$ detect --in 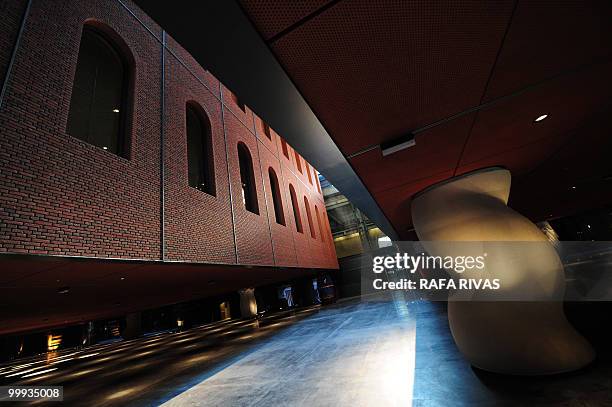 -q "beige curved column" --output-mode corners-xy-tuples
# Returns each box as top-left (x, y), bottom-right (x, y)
(411, 167), (594, 375)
